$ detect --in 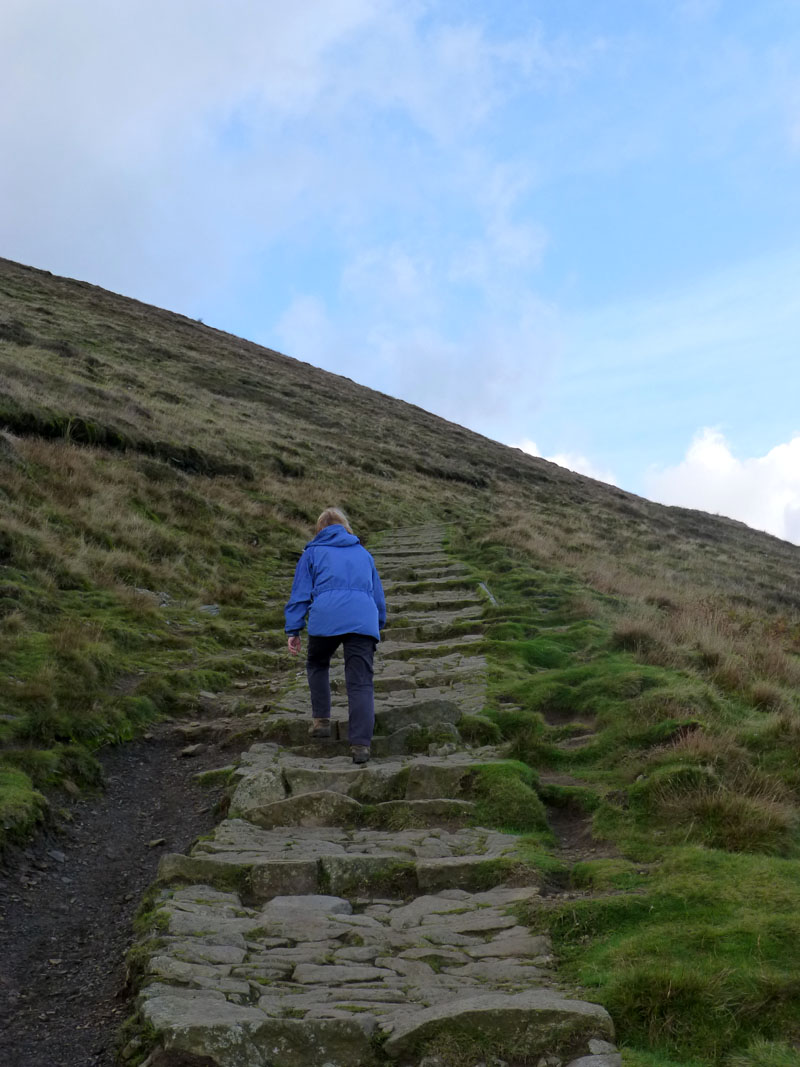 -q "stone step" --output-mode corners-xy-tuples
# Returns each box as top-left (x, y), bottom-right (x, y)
(379, 633), (484, 658)
(377, 527), (449, 540)
(138, 887), (613, 1067)
(228, 746), (505, 818)
(372, 547), (452, 560)
(388, 602), (483, 621)
(131, 525), (620, 1067)
(380, 648), (486, 672)
(386, 619), (482, 643)
(557, 732), (597, 750)
(332, 660), (484, 697)
(274, 681), (484, 722)
(291, 721), (462, 760)
(281, 642), (481, 673)
(375, 530), (449, 545)
(375, 541), (448, 554)
(388, 591), (485, 611)
(157, 820), (530, 900)
(246, 716), (459, 757)
(233, 790), (477, 830)
(377, 562), (469, 580)
(383, 576), (476, 593)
